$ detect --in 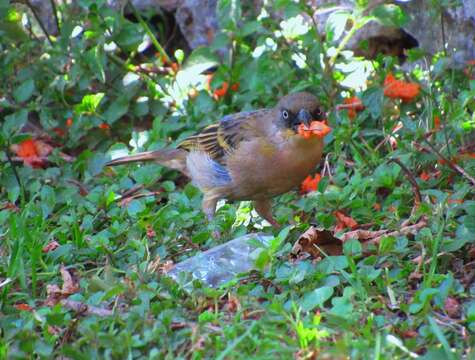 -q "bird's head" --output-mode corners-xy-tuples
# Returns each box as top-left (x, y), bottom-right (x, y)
(275, 91), (325, 128)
